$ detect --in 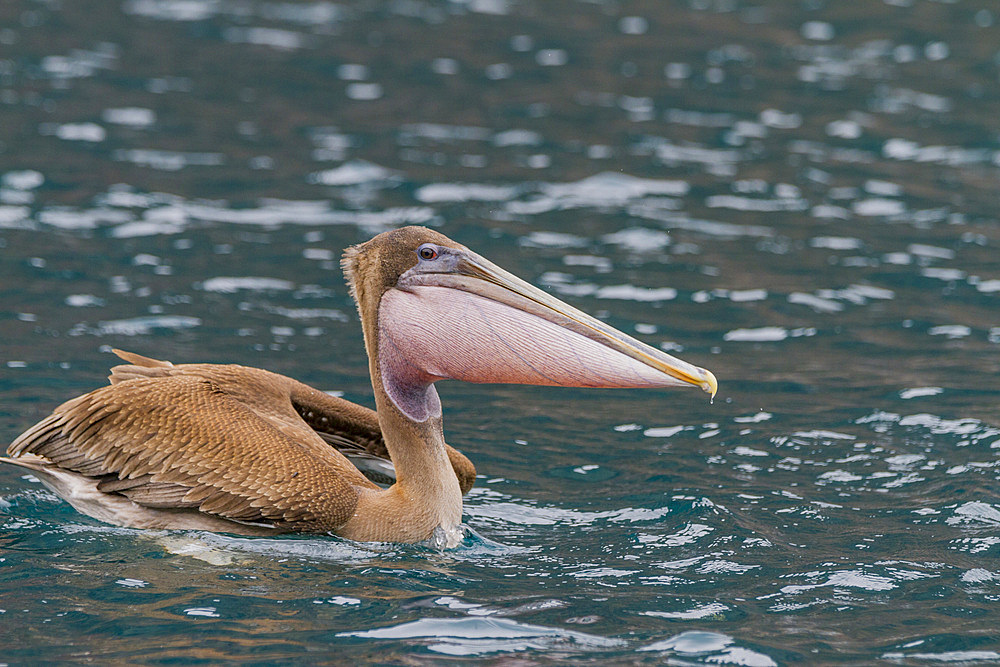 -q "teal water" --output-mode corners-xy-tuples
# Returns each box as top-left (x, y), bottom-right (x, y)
(2, 0), (1000, 663)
